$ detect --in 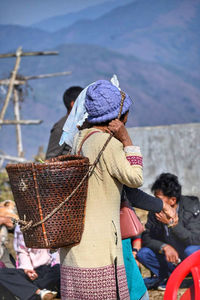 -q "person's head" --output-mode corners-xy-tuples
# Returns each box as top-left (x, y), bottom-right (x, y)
(151, 173), (182, 207)
(63, 86), (83, 114)
(84, 80), (132, 125)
